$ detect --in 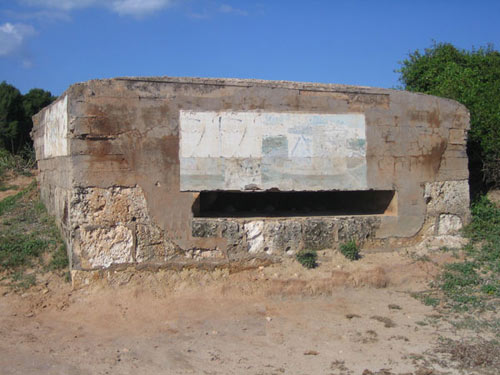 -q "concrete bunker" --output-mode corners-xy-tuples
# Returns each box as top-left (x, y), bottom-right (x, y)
(32, 77), (471, 273)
